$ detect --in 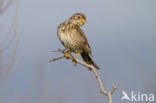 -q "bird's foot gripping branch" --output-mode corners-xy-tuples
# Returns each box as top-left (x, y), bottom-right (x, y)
(50, 49), (117, 103)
